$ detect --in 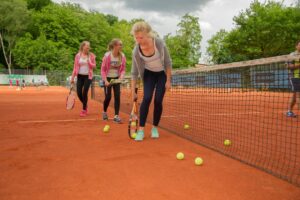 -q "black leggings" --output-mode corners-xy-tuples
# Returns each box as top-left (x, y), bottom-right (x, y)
(76, 74), (91, 110)
(103, 77), (121, 115)
(140, 69), (166, 127)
